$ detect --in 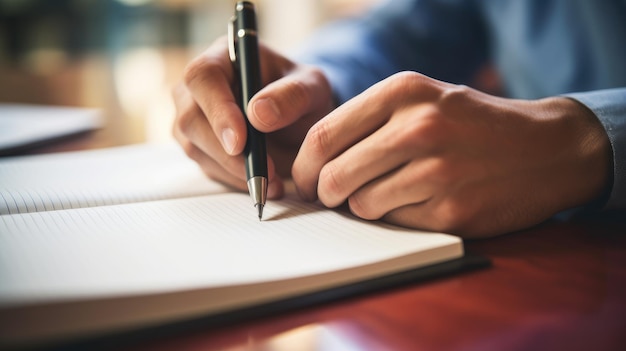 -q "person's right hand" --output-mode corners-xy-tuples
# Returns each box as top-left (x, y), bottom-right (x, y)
(173, 36), (335, 198)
